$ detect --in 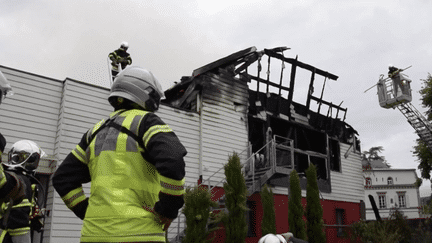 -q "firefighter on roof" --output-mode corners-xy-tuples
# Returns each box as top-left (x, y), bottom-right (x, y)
(53, 66), (187, 243)
(109, 42), (132, 81)
(0, 140), (46, 243)
(0, 71), (27, 234)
